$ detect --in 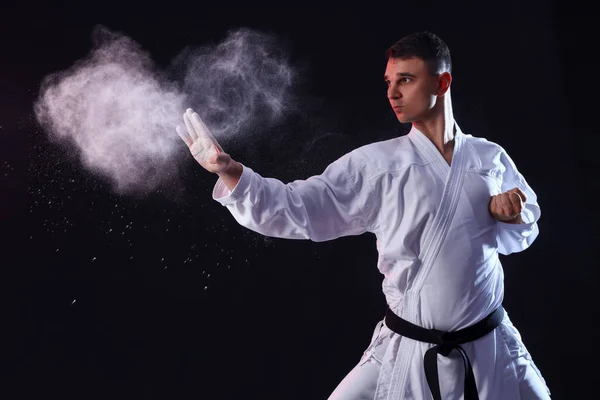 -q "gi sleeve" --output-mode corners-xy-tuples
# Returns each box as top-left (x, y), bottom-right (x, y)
(496, 149), (541, 255)
(212, 151), (376, 242)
